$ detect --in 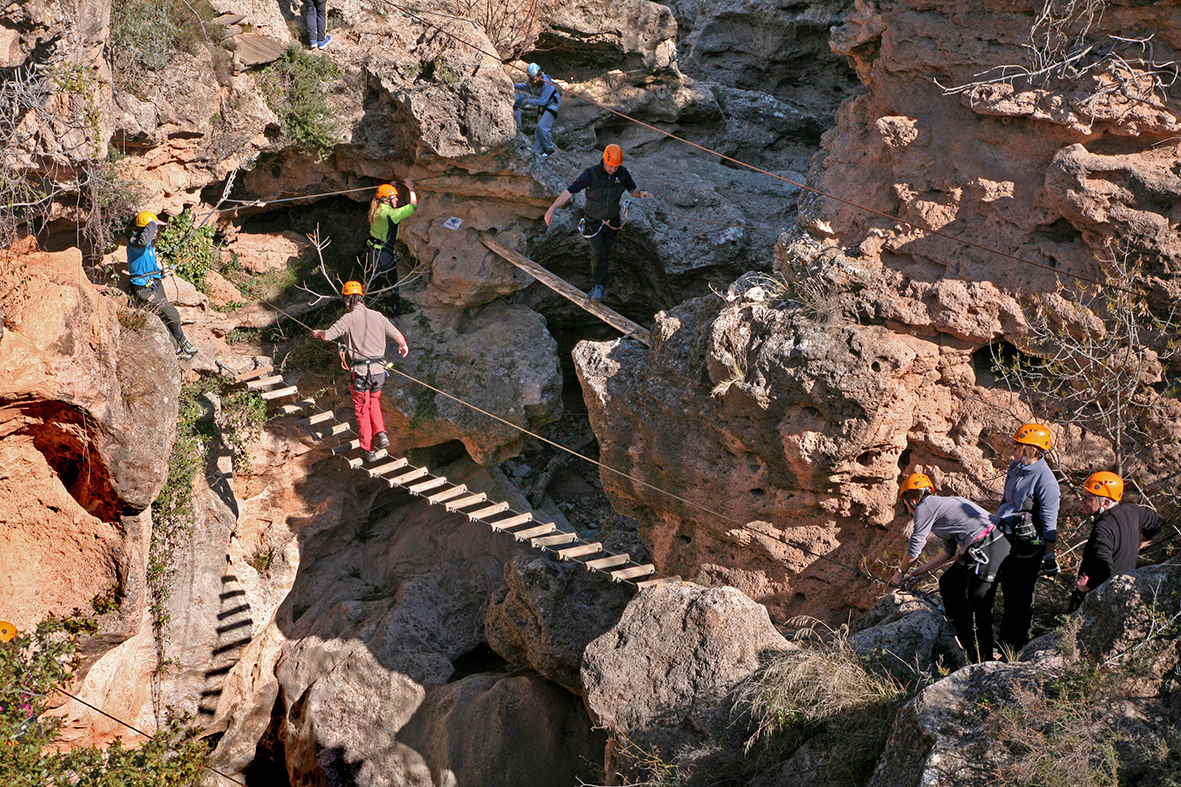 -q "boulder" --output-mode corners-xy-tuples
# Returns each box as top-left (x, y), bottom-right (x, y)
(485, 554), (634, 693)
(849, 592), (967, 677)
